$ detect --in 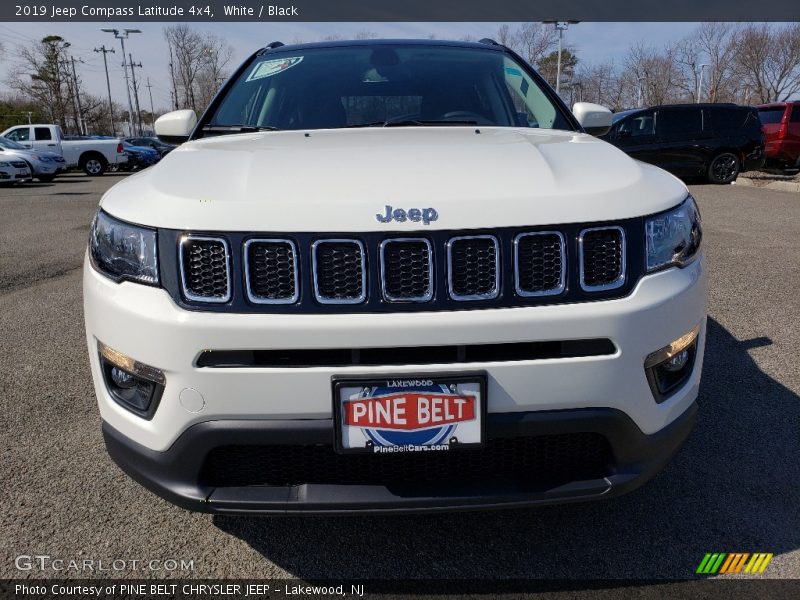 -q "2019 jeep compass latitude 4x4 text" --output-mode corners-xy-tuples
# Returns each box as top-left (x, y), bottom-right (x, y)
(84, 40), (706, 514)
